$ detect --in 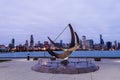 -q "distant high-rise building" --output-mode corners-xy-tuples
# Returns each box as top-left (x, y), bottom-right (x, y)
(23, 40), (29, 51)
(25, 40), (28, 46)
(86, 39), (94, 50)
(34, 41), (41, 48)
(60, 40), (63, 47)
(79, 40), (82, 49)
(118, 42), (120, 49)
(37, 41), (40, 47)
(100, 34), (104, 45)
(11, 38), (15, 48)
(106, 41), (112, 50)
(114, 40), (117, 50)
(100, 34), (105, 49)
(30, 35), (34, 47)
(44, 41), (49, 49)
(82, 35), (86, 50)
